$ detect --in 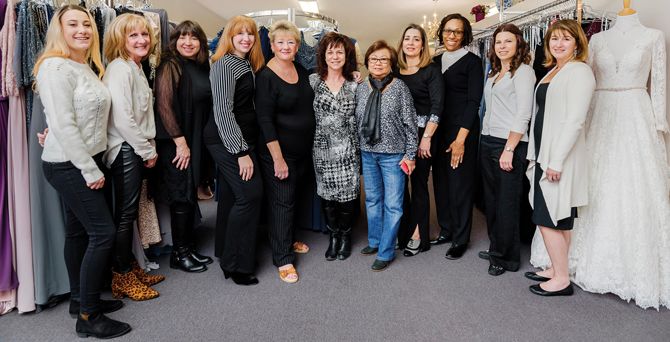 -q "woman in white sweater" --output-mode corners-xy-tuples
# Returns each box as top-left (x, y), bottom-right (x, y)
(102, 14), (163, 301)
(525, 20), (595, 297)
(34, 5), (131, 339)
